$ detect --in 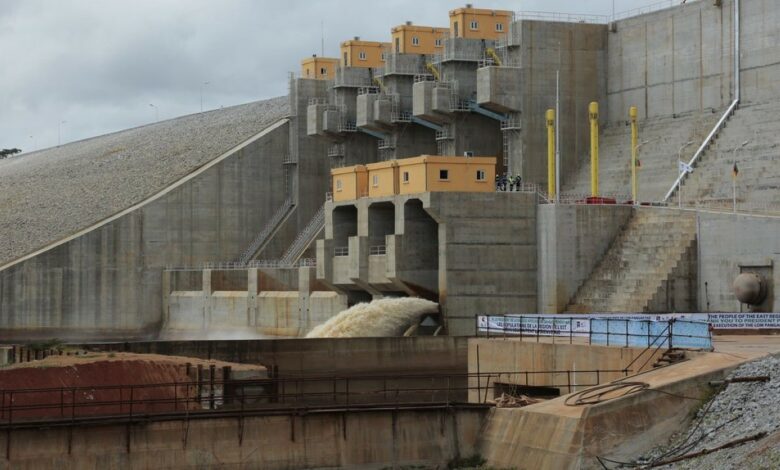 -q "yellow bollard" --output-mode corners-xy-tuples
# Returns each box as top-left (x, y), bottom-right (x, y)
(630, 106), (638, 204)
(589, 102), (599, 198)
(546, 109), (556, 199)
